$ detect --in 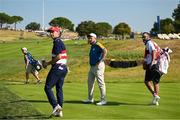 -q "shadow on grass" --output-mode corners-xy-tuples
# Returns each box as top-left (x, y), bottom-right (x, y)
(64, 100), (148, 106)
(9, 99), (48, 103)
(0, 114), (50, 119)
(64, 100), (84, 104)
(106, 101), (148, 106)
(5, 81), (44, 85)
